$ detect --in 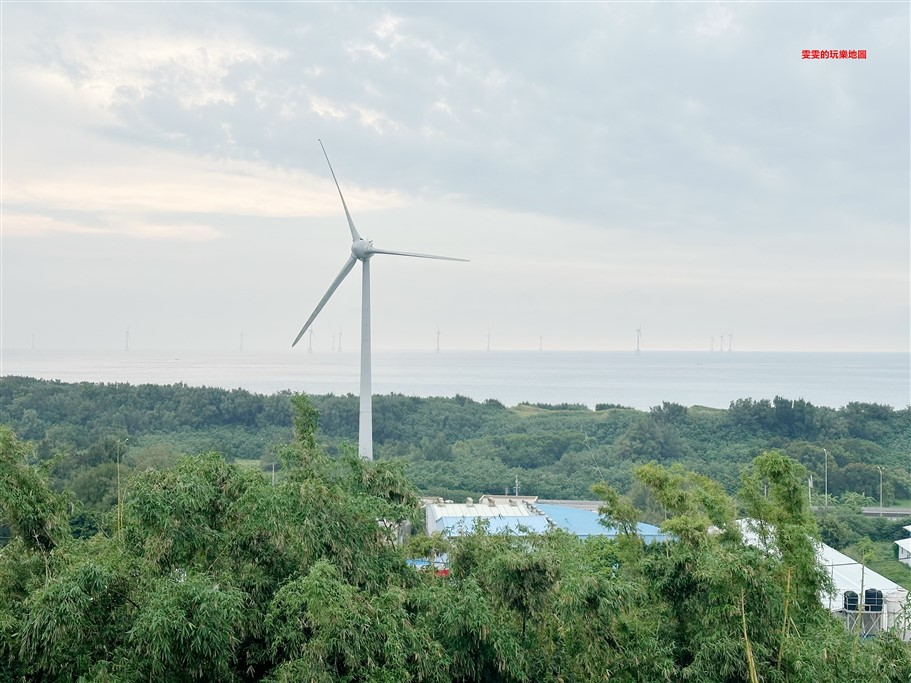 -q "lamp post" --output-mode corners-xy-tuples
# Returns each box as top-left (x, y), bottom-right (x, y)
(877, 466), (884, 516)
